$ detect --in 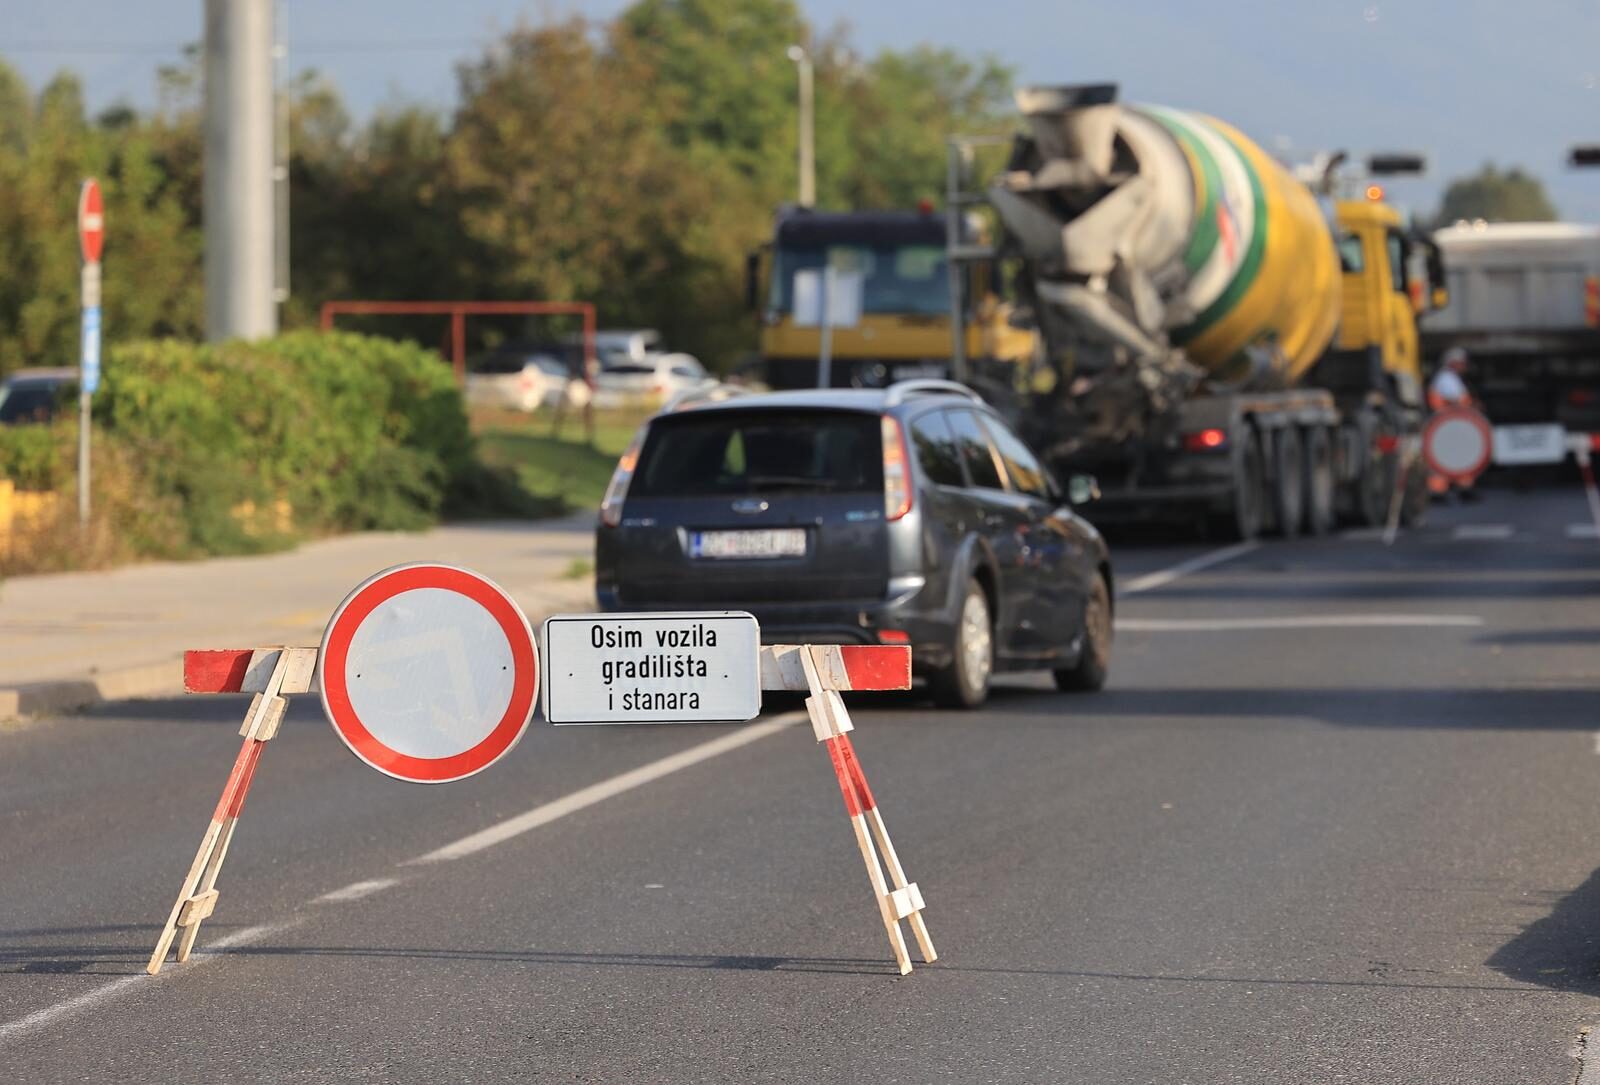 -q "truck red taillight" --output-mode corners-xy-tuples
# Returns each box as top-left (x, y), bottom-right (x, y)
(1182, 428), (1228, 452)
(599, 428), (647, 528)
(882, 415), (913, 521)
